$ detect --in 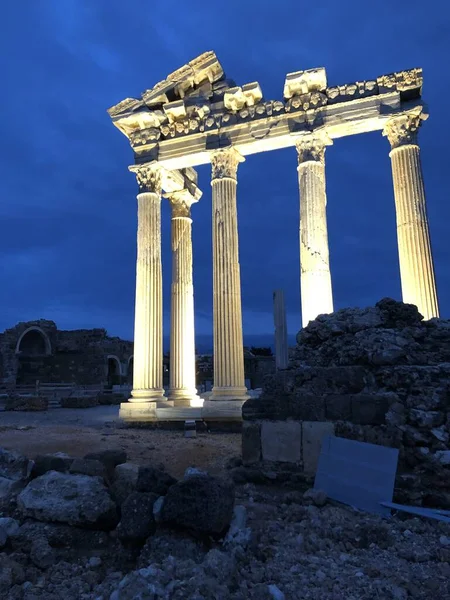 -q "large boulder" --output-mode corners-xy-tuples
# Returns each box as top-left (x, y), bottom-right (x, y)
(161, 474), (235, 536)
(111, 463), (139, 505)
(116, 492), (157, 545)
(32, 452), (74, 477)
(136, 466), (177, 495)
(17, 471), (118, 529)
(0, 447), (33, 506)
(85, 448), (127, 474)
